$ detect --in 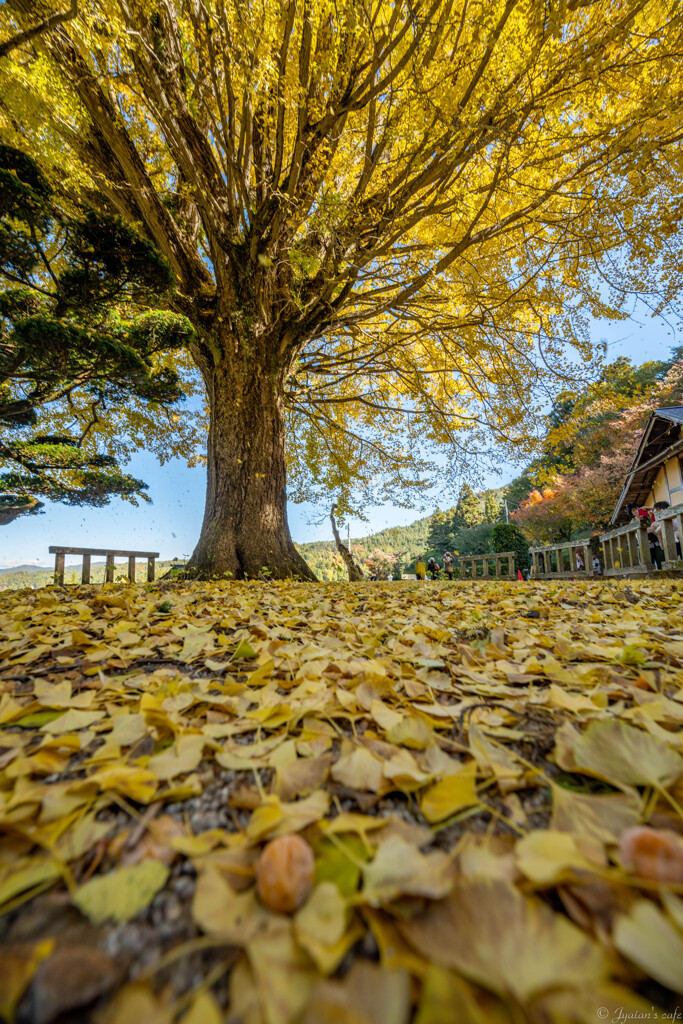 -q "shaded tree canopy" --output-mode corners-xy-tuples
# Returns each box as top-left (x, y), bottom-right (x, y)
(3, 0), (683, 574)
(491, 521), (530, 572)
(0, 144), (194, 522)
